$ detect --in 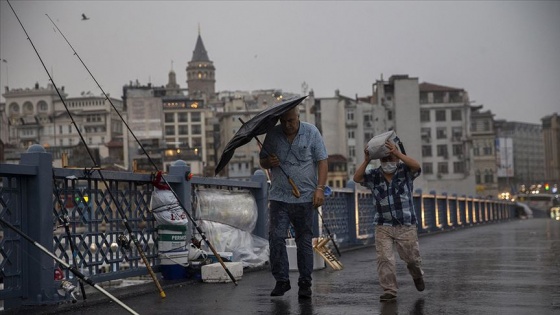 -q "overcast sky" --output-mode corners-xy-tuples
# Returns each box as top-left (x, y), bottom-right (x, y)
(1, 1), (559, 124)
